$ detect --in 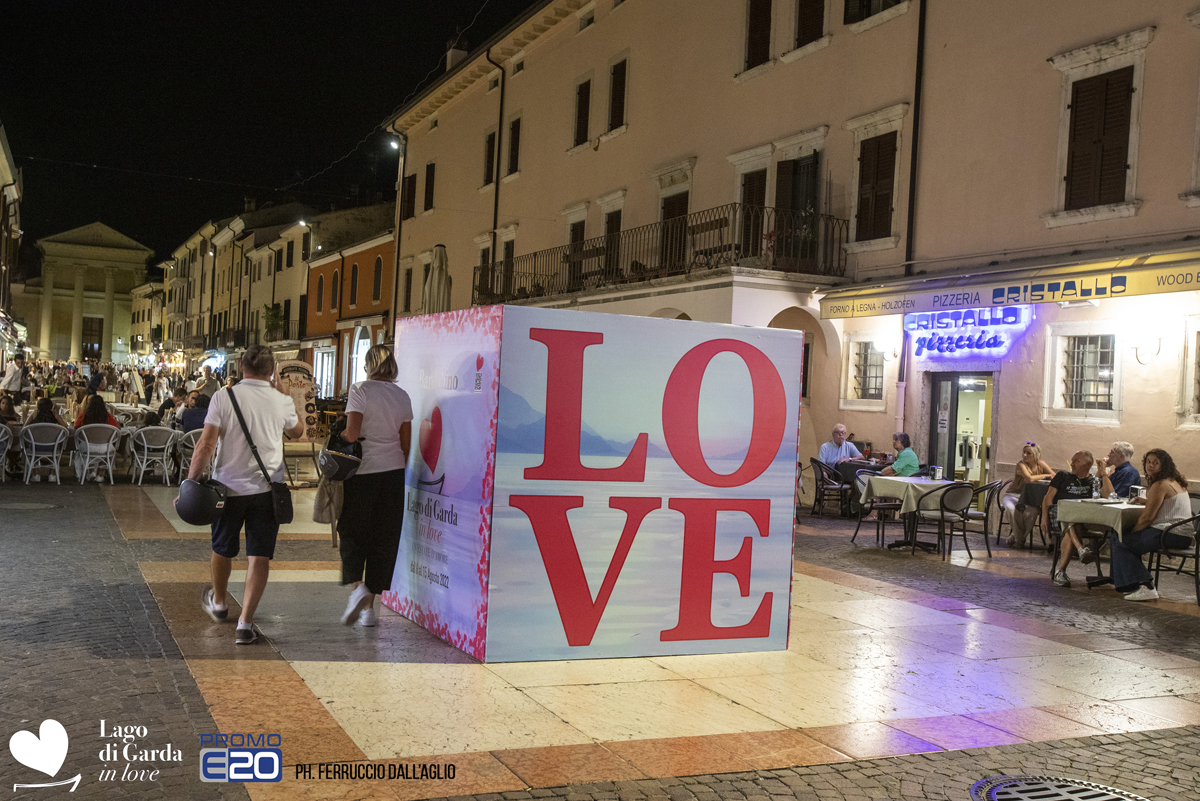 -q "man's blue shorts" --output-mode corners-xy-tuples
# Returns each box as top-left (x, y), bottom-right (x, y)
(210, 491), (279, 559)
